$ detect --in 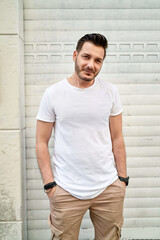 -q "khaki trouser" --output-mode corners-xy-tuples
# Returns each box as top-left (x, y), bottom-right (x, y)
(48, 178), (125, 240)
